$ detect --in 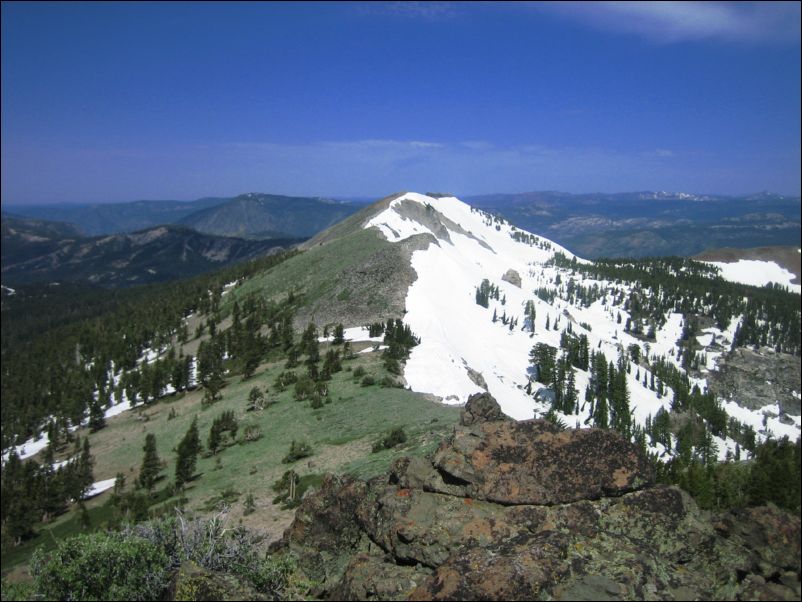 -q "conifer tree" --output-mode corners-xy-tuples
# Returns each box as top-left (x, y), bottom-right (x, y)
(332, 323), (345, 345)
(138, 433), (161, 493)
(77, 437), (95, 499)
(88, 399), (106, 432)
(247, 386), (265, 411)
(564, 368), (577, 414)
(208, 422), (222, 455)
(175, 417), (200, 487)
(594, 395), (609, 429)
